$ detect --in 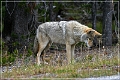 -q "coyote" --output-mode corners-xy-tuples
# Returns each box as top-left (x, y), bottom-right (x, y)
(34, 21), (102, 65)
